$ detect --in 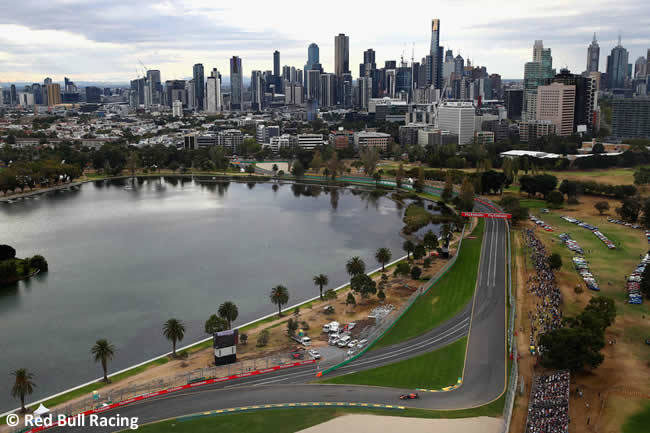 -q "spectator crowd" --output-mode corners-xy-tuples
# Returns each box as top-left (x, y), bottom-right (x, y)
(525, 371), (571, 433)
